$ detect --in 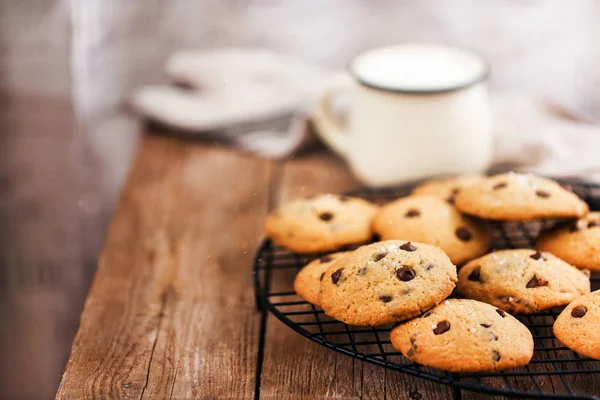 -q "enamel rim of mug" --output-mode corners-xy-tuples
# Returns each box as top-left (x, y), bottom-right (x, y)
(348, 44), (491, 94)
